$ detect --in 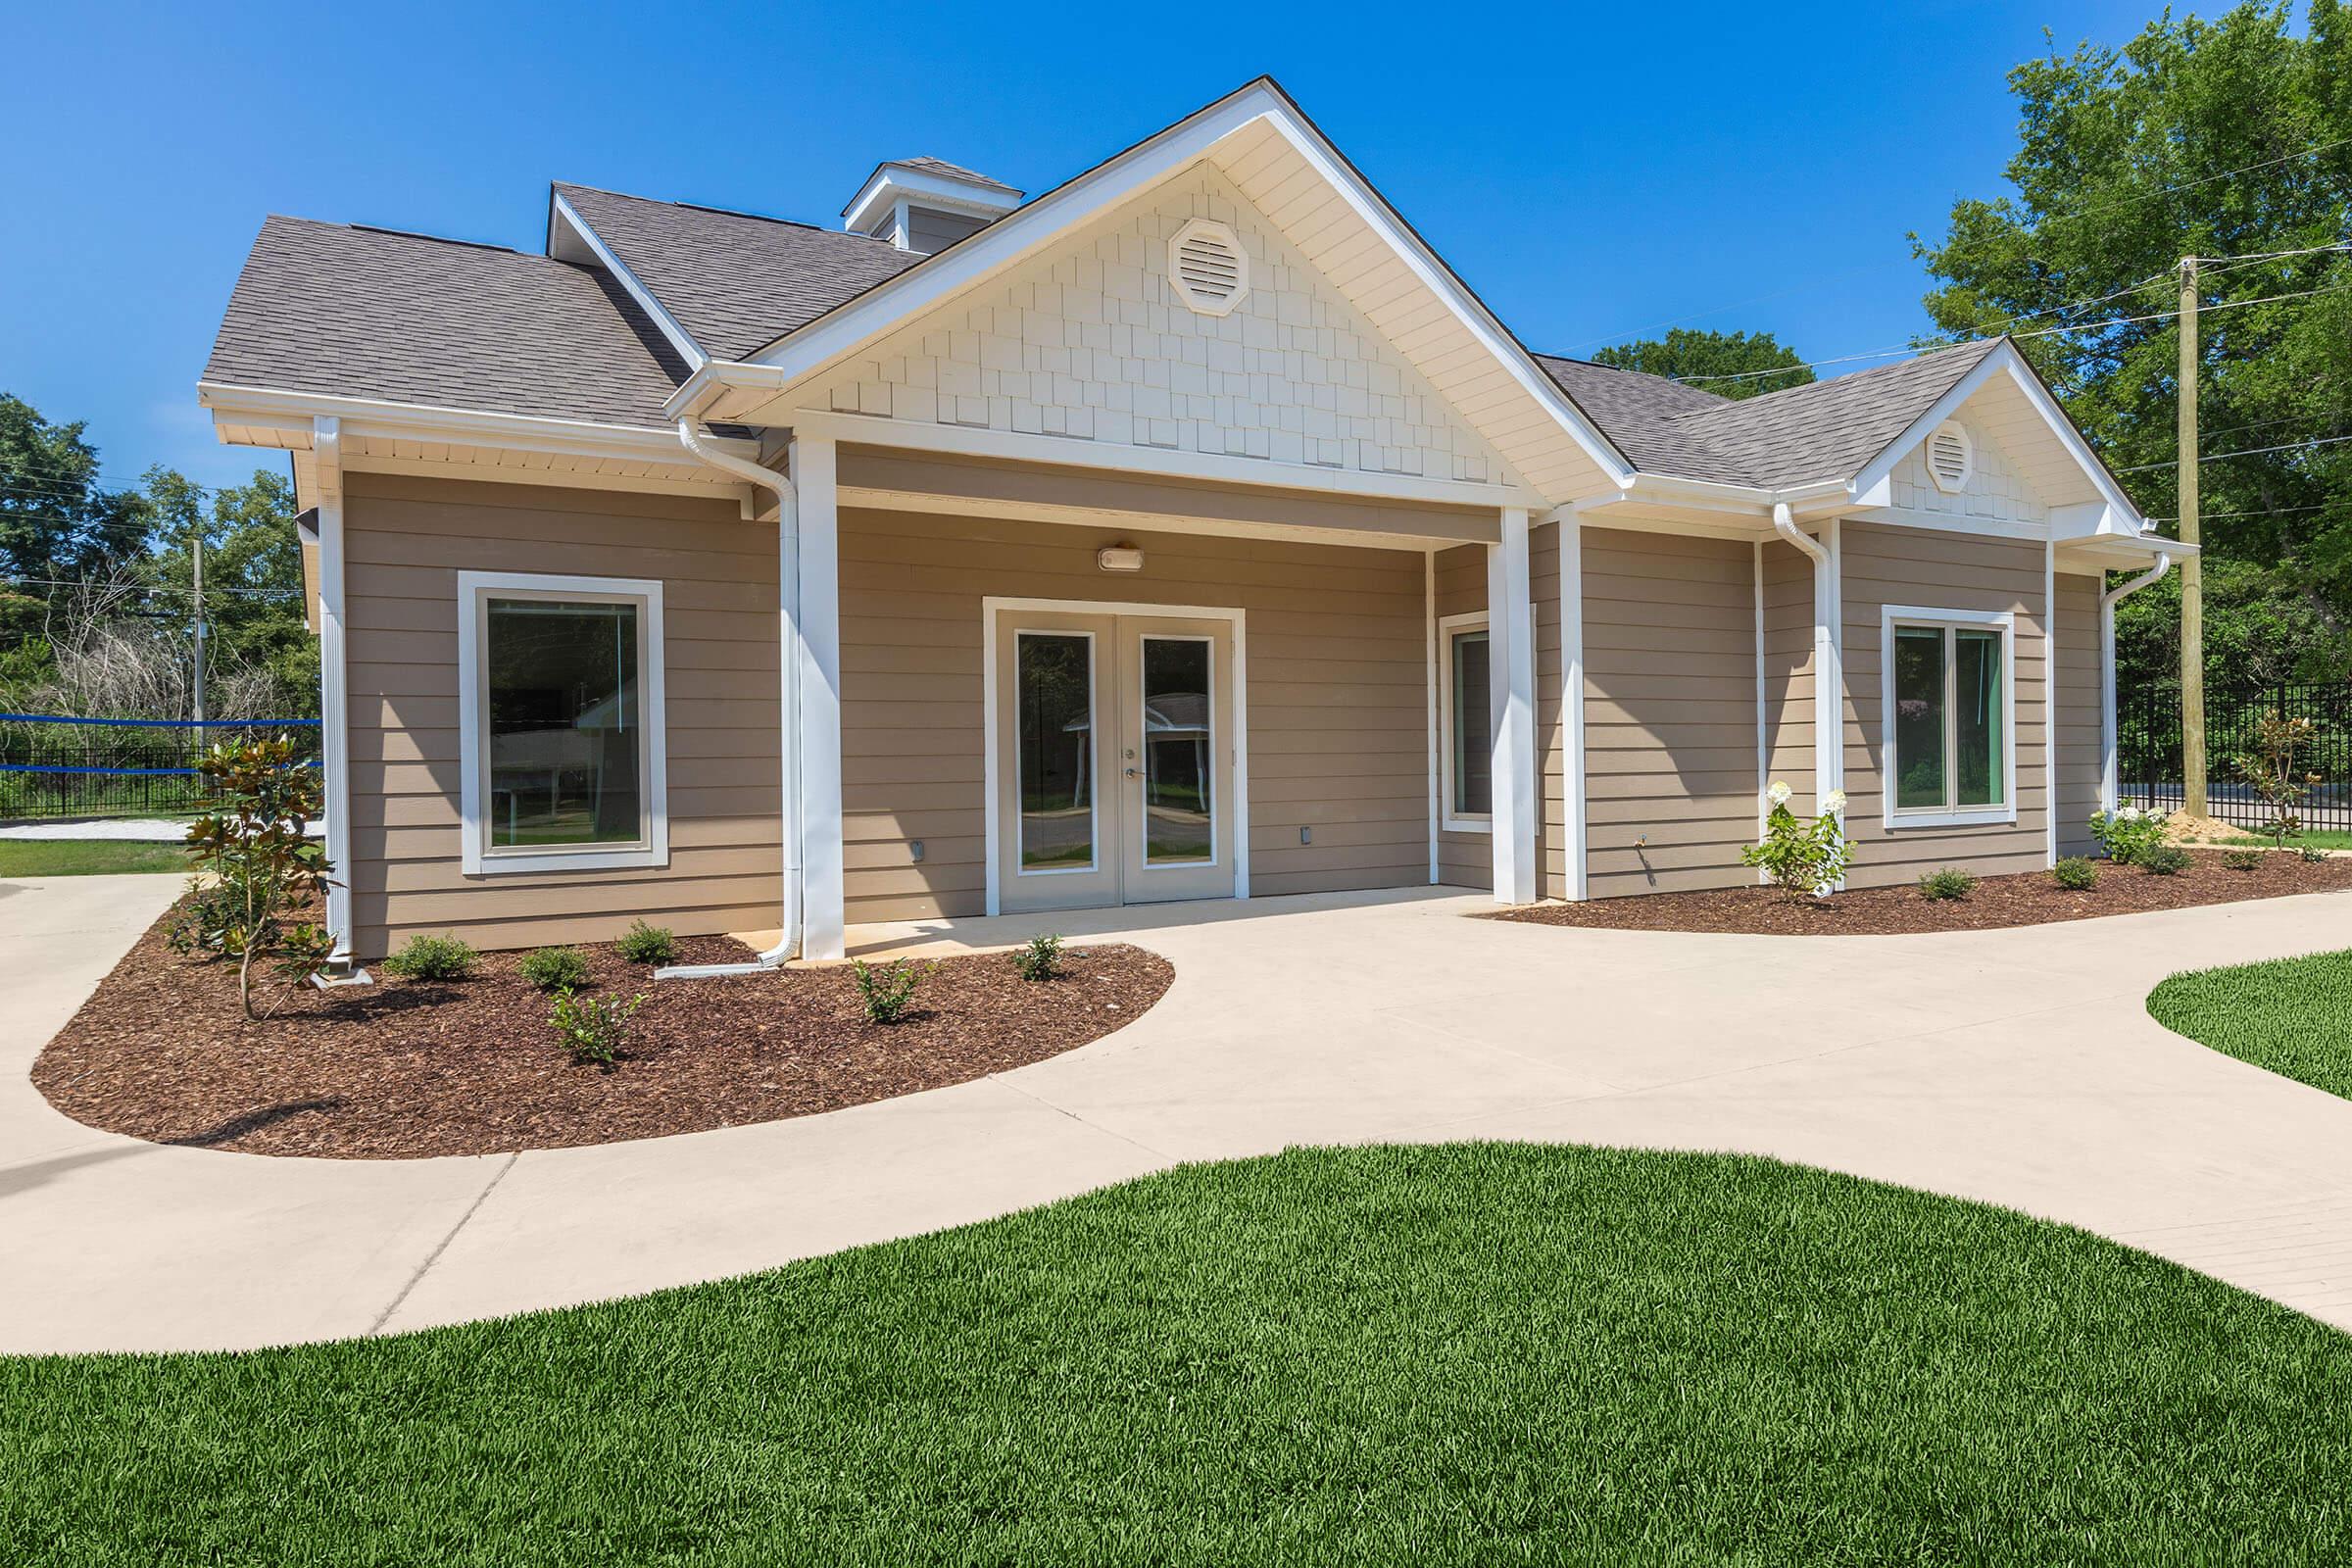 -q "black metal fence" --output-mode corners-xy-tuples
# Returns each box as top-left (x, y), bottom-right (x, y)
(2119, 682), (2352, 834)
(0, 716), (322, 820)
